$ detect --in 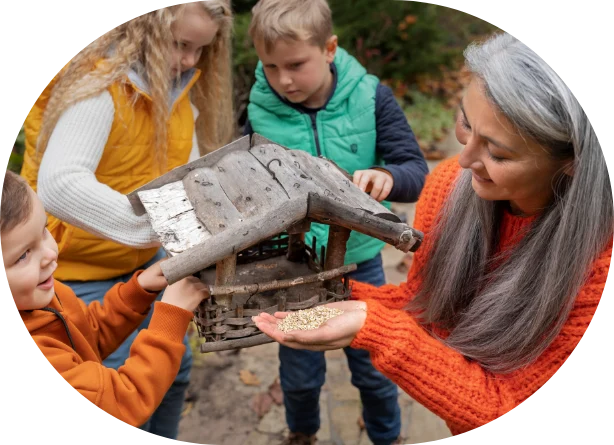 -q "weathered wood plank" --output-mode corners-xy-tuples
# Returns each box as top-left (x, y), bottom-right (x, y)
(249, 144), (323, 200)
(128, 135), (251, 216)
(293, 150), (394, 217)
(138, 181), (211, 256)
(161, 197), (309, 284)
(324, 156), (402, 221)
(182, 168), (243, 235)
(307, 193), (423, 252)
(292, 150), (366, 210)
(215, 150), (290, 218)
(250, 133), (279, 147)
